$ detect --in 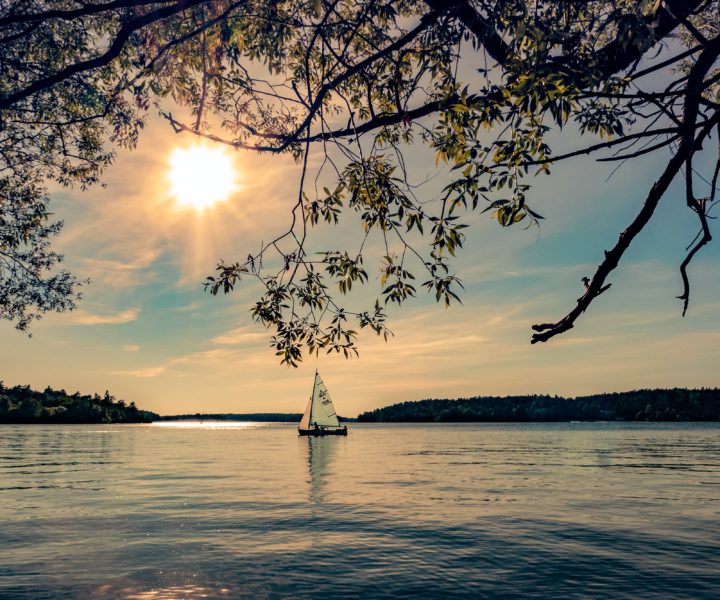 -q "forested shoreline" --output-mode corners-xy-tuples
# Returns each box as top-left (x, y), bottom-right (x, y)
(358, 389), (720, 422)
(3, 385), (719, 424)
(0, 383), (156, 424)
(158, 413), (303, 422)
